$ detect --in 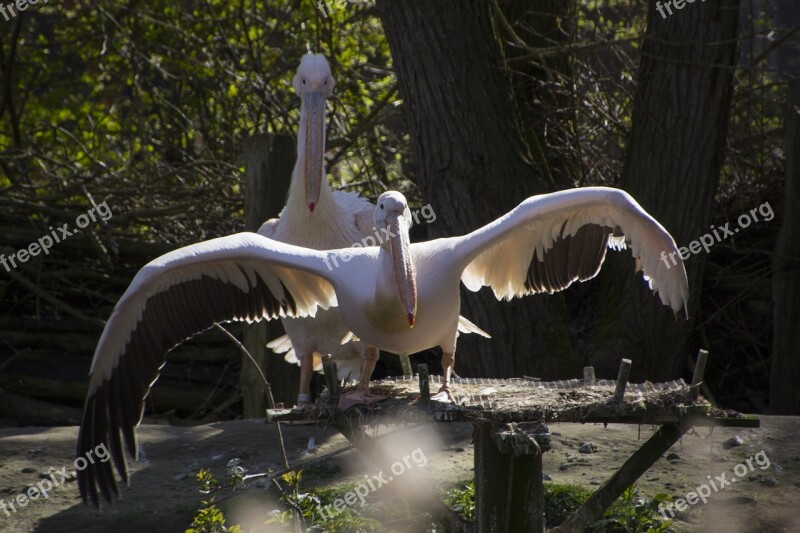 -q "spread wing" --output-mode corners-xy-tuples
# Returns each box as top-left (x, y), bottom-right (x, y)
(77, 232), (337, 506)
(457, 187), (688, 315)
